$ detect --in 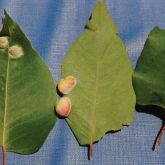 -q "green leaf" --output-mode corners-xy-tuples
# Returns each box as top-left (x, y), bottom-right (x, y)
(0, 11), (57, 154)
(133, 27), (165, 108)
(61, 1), (135, 148)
